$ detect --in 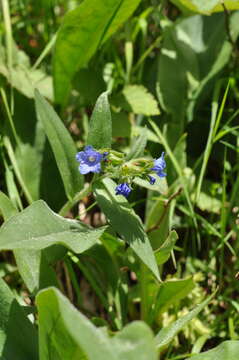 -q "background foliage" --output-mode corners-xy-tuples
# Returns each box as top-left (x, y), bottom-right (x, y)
(0, 0), (239, 359)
